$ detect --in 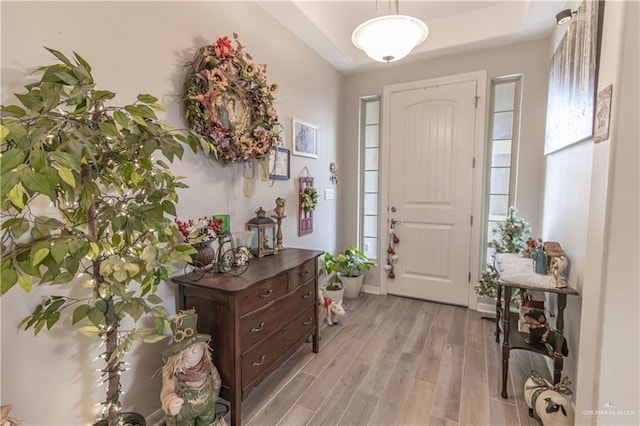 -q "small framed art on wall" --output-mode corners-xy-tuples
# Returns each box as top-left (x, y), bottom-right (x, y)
(292, 118), (318, 158)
